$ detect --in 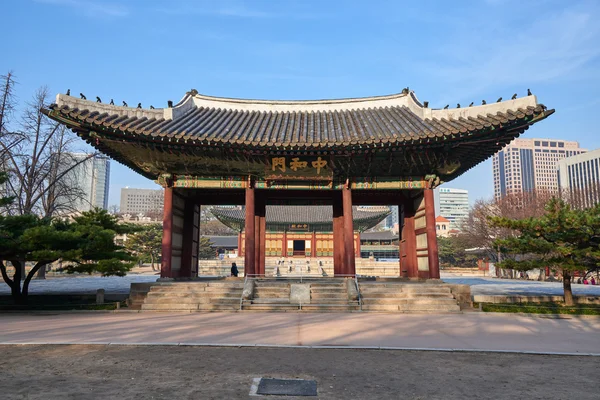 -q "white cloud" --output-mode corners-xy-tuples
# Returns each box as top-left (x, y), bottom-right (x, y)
(34, 0), (129, 18)
(417, 5), (600, 103)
